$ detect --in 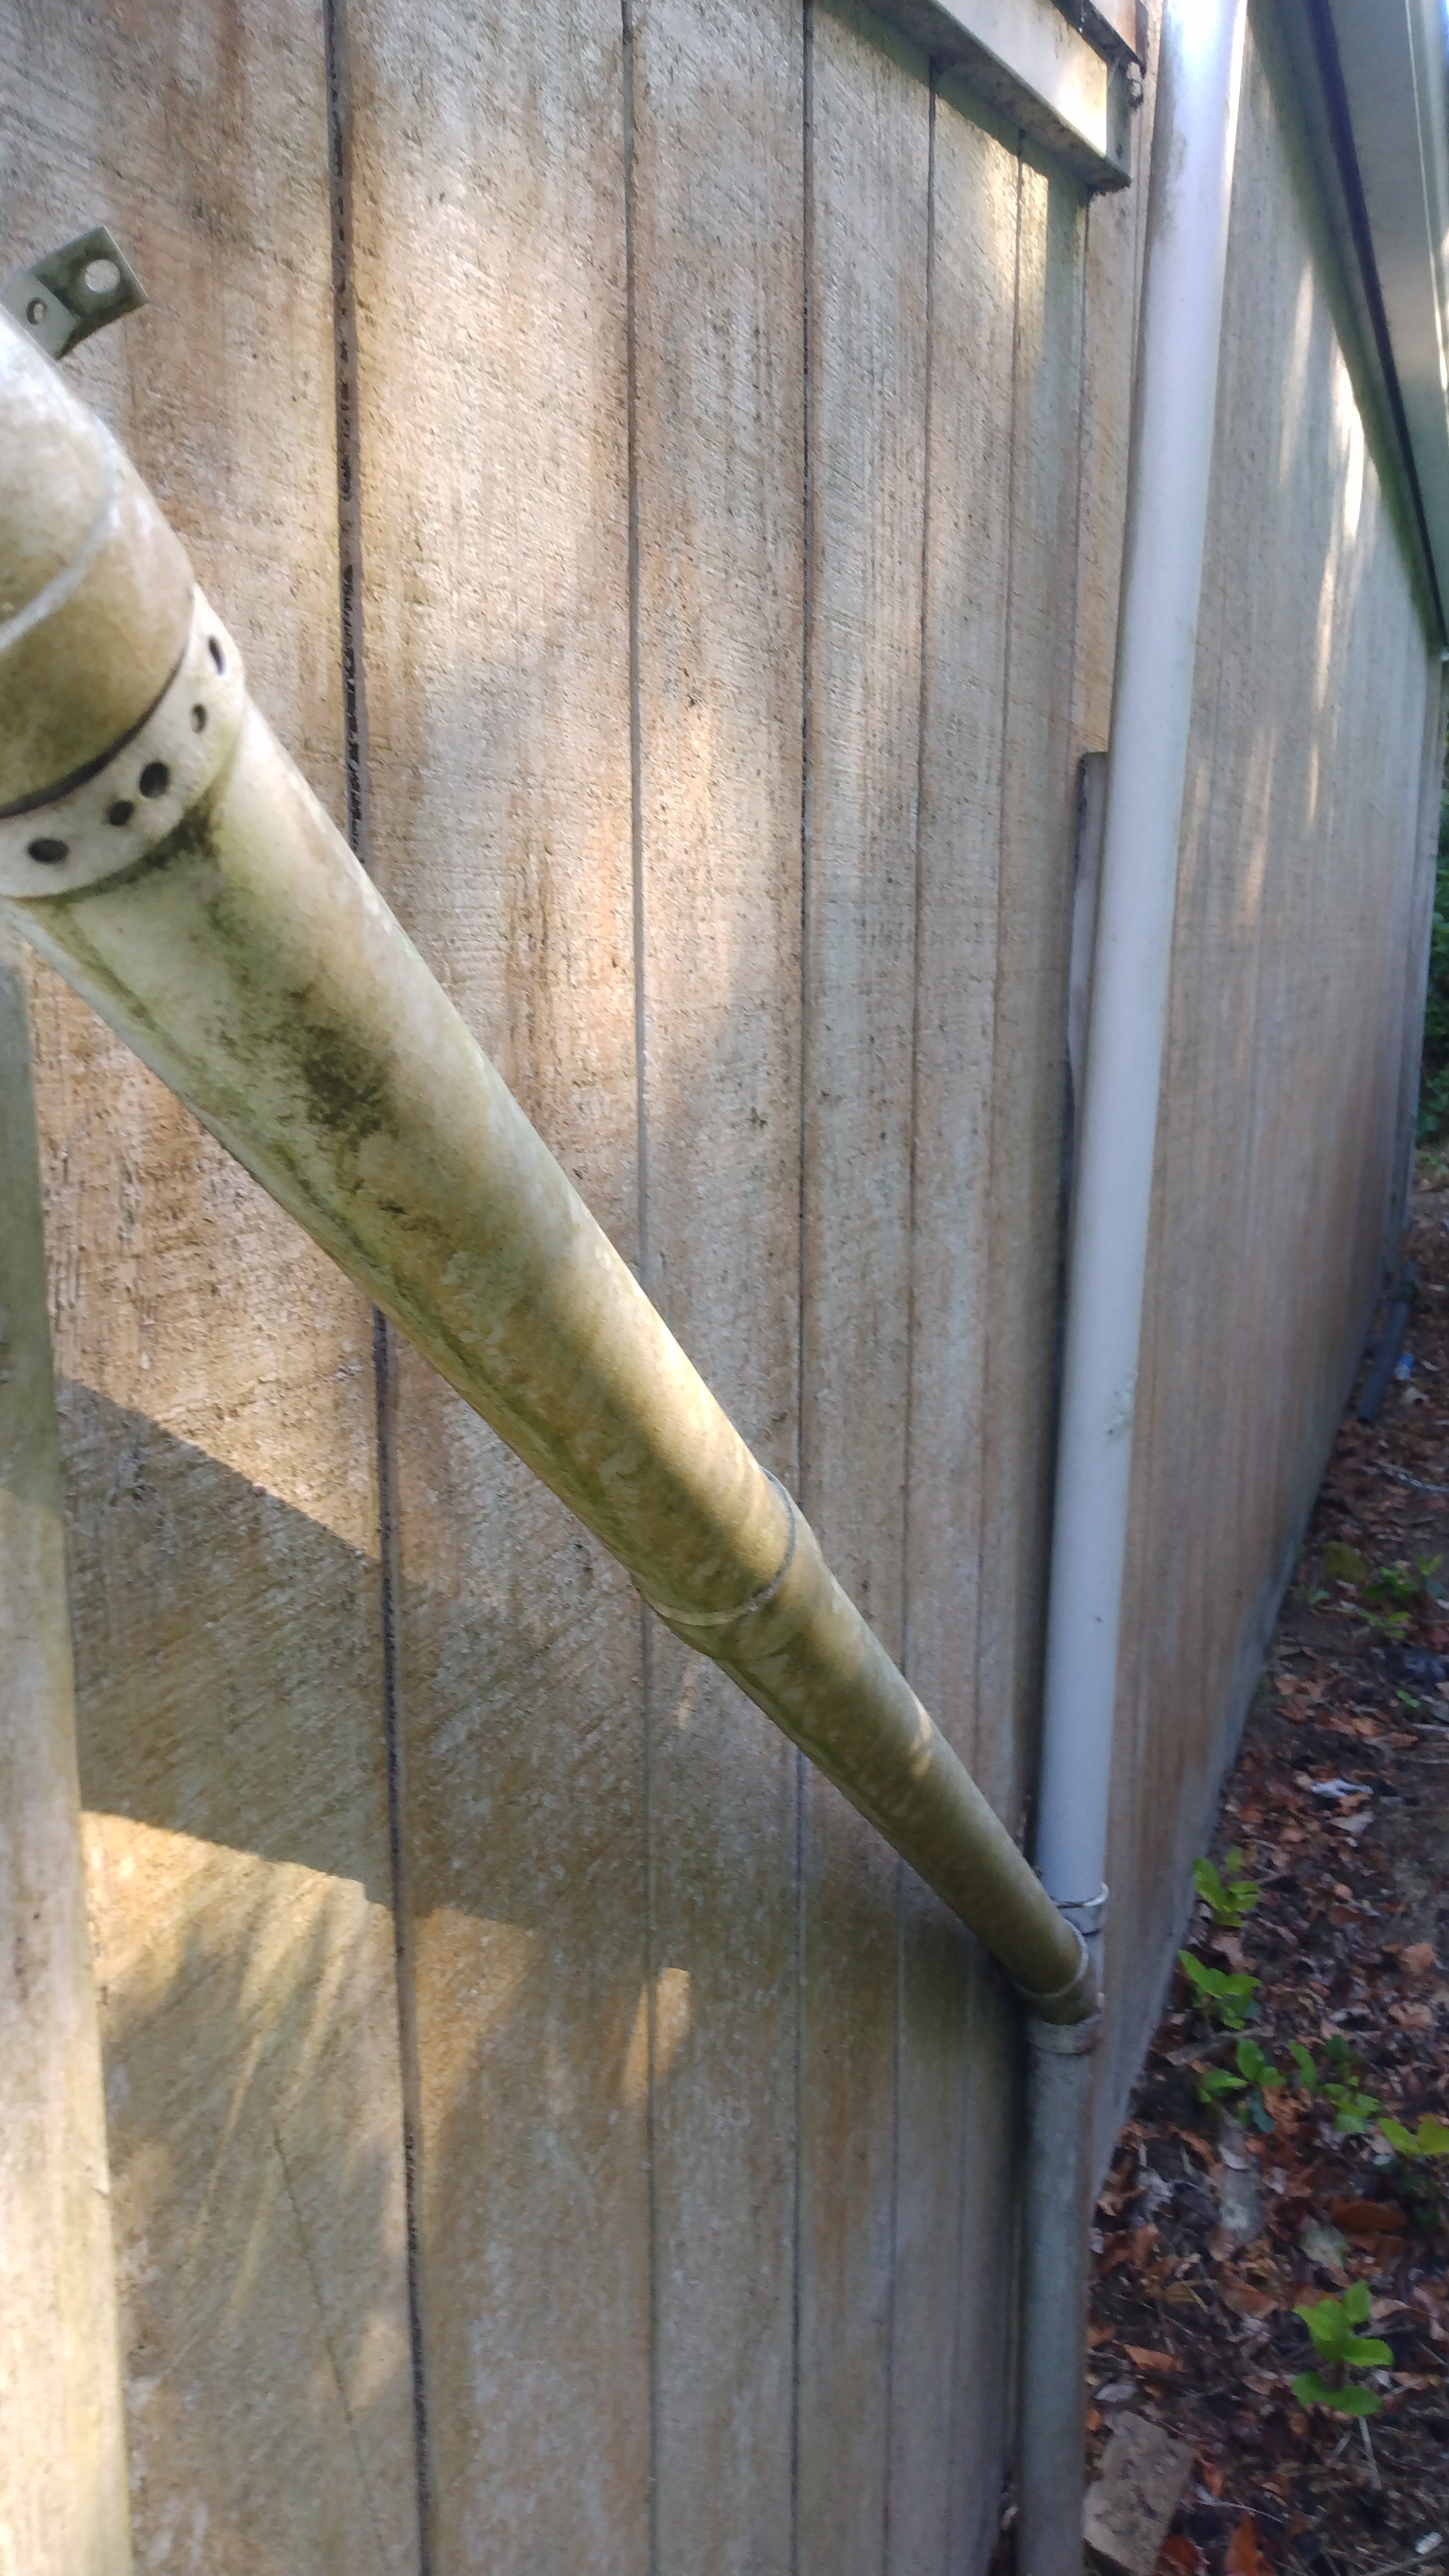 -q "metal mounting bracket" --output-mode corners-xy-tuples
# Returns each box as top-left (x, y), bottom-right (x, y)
(1, 225), (147, 360)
